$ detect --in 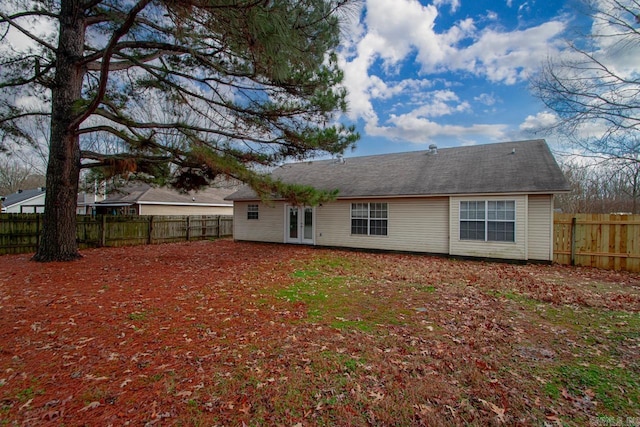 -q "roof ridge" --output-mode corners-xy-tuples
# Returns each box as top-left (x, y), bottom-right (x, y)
(136, 184), (156, 202)
(279, 139), (546, 167)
